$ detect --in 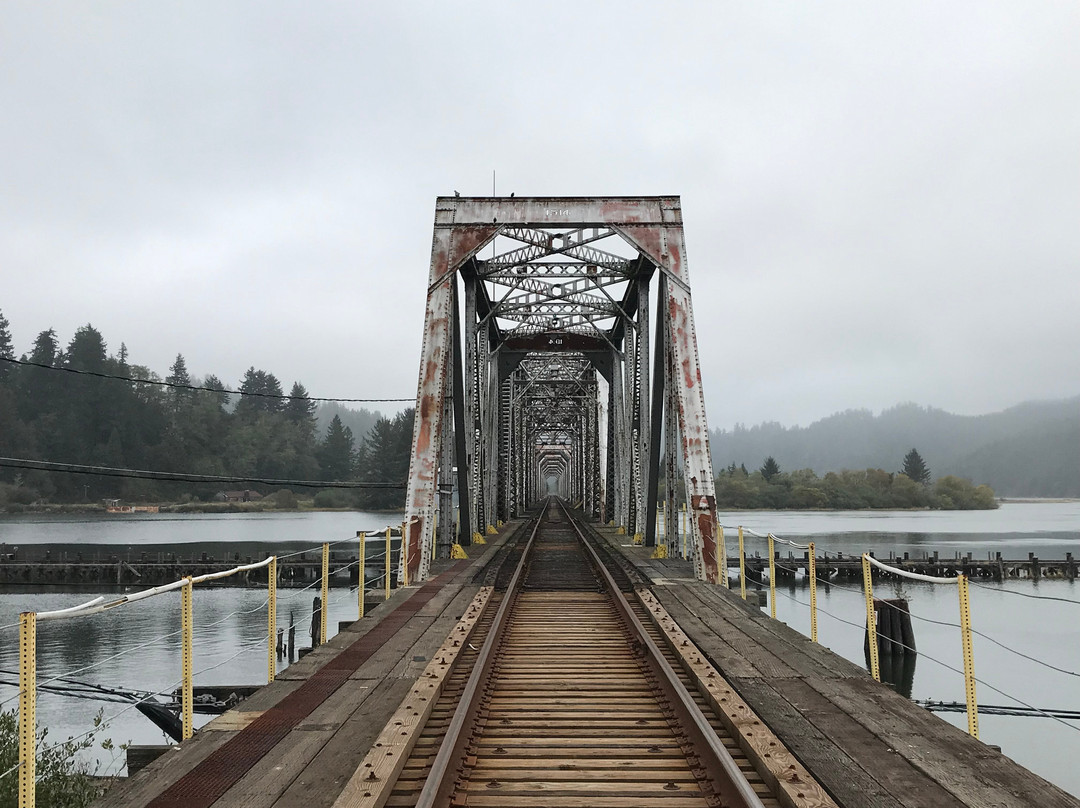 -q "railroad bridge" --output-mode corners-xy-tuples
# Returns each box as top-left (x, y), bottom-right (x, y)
(92, 198), (1076, 808)
(403, 196), (718, 583)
